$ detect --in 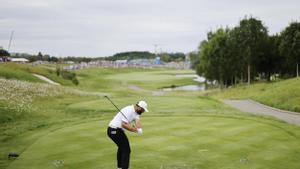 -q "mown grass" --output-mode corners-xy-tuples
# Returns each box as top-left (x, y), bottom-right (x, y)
(75, 68), (197, 94)
(6, 115), (300, 169)
(209, 78), (300, 112)
(0, 66), (300, 169)
(105, 70), (198, 90)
